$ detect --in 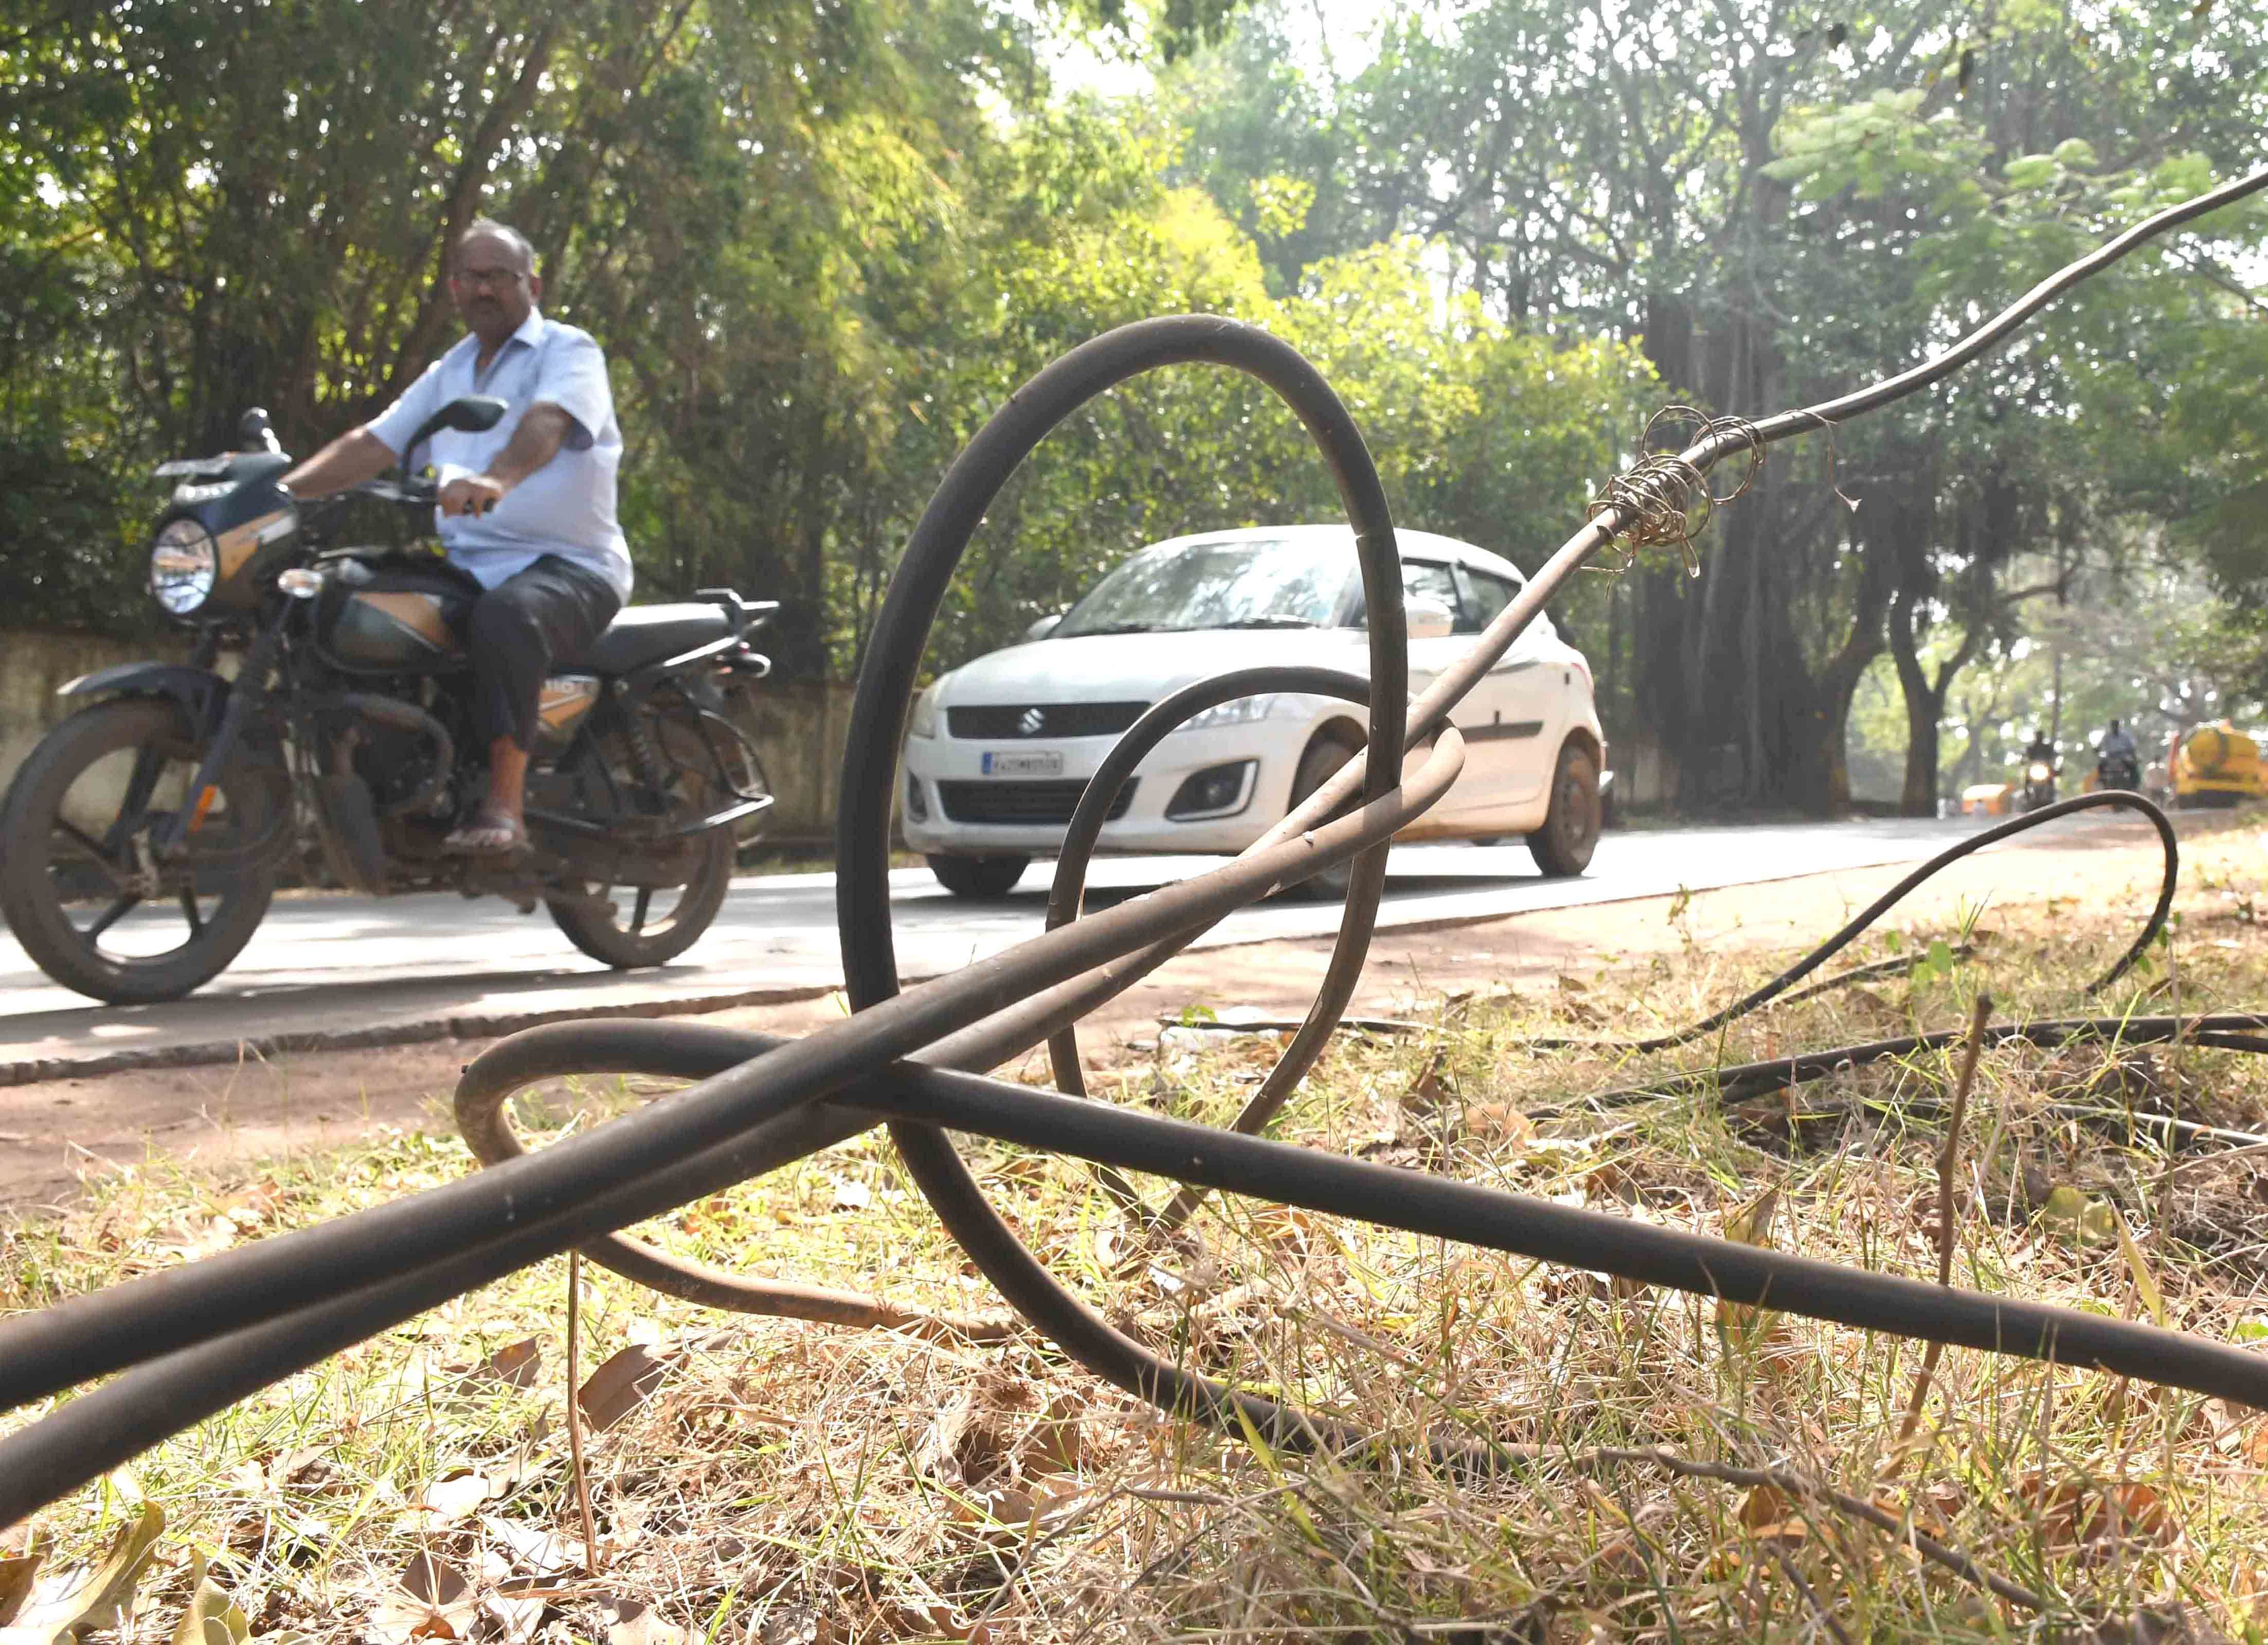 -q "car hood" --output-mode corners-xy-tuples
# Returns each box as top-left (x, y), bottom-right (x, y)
(933, 628), (1373, 707)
